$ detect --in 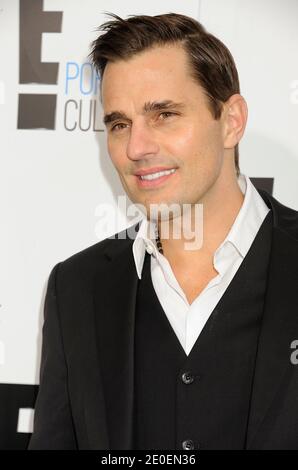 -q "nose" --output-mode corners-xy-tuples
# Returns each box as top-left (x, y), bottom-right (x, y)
(126, 120), (160, 161)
